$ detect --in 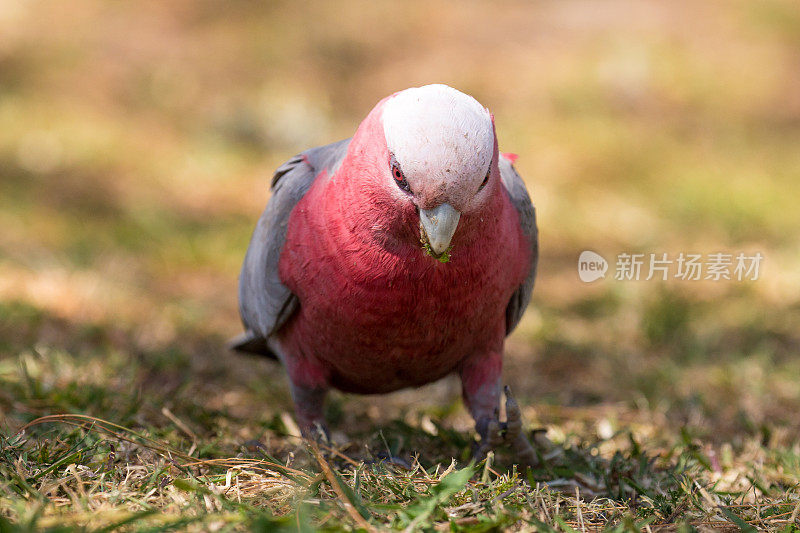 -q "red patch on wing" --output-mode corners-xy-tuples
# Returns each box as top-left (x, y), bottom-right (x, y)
(501, 152), (519, 163)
